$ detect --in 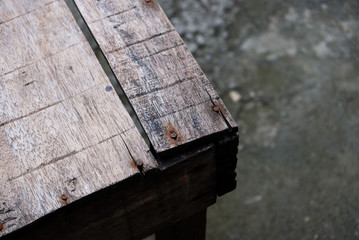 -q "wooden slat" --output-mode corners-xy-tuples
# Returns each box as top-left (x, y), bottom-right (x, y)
(73, 0), (238, 156)
(3, 145), (217, 240)
(0, 0), (157, 237)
